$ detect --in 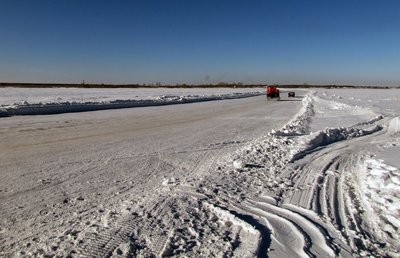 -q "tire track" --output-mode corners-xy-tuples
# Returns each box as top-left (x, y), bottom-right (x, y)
(284, 116), (393, 256)
(245, 200), (336, 258)
(78, 215), (141, 257)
